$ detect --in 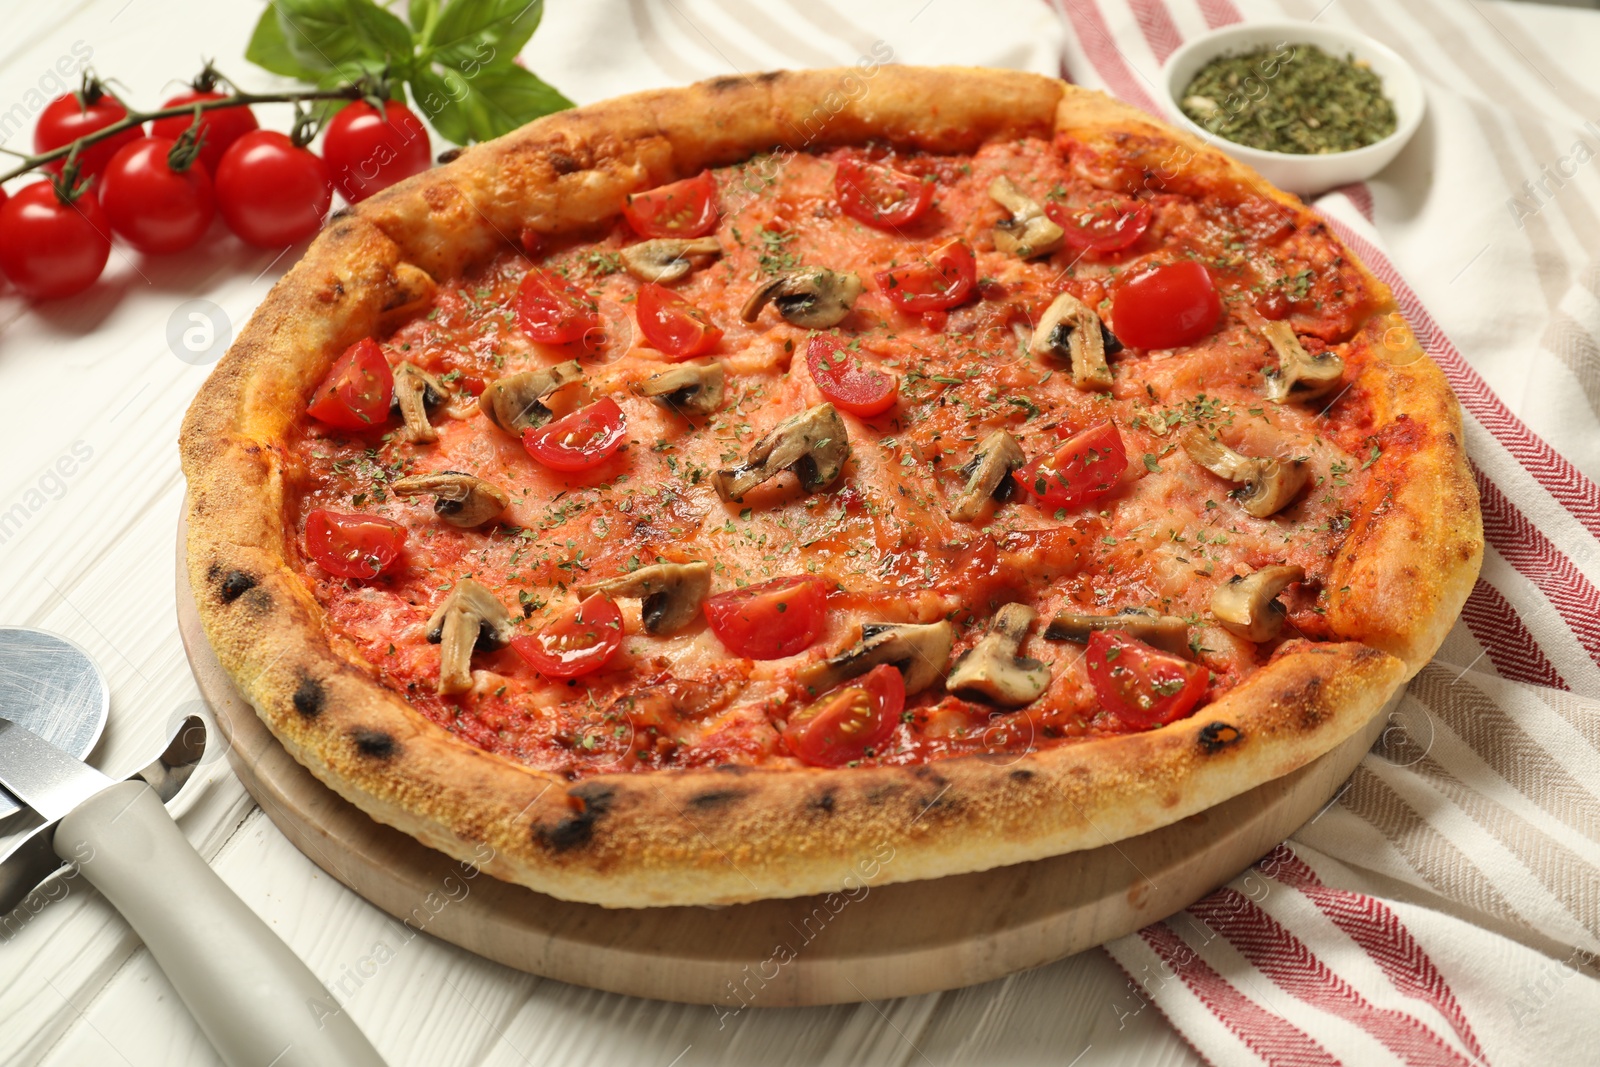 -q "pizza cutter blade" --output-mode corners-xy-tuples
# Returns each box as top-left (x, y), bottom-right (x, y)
(0, 628), (386, 1067)
(0, 627), (109, 821)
